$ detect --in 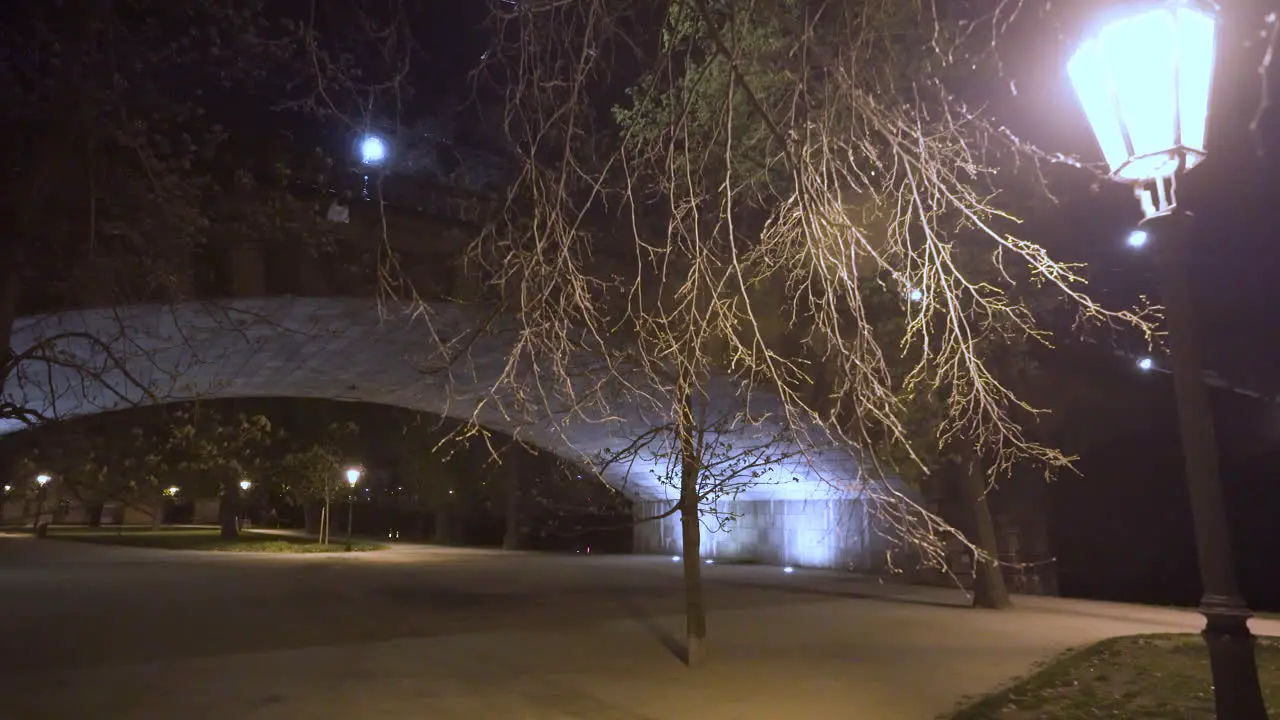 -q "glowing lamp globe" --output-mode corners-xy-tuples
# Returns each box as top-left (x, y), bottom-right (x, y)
(240, 480), (251, 491)
(1067, 1), (1218, 184)
(359, 135), (388, 166)
(346, 468), (361, 486)
(35, 474), (51, 486)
